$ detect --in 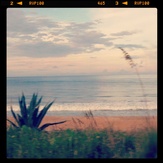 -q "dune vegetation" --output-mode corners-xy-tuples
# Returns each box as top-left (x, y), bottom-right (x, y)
(7, 48), (157, 158)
